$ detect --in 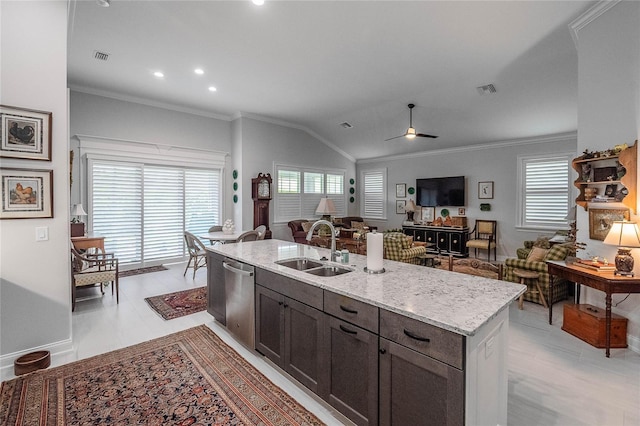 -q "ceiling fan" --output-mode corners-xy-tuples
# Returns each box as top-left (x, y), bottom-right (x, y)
(385, 103), (438, 141)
